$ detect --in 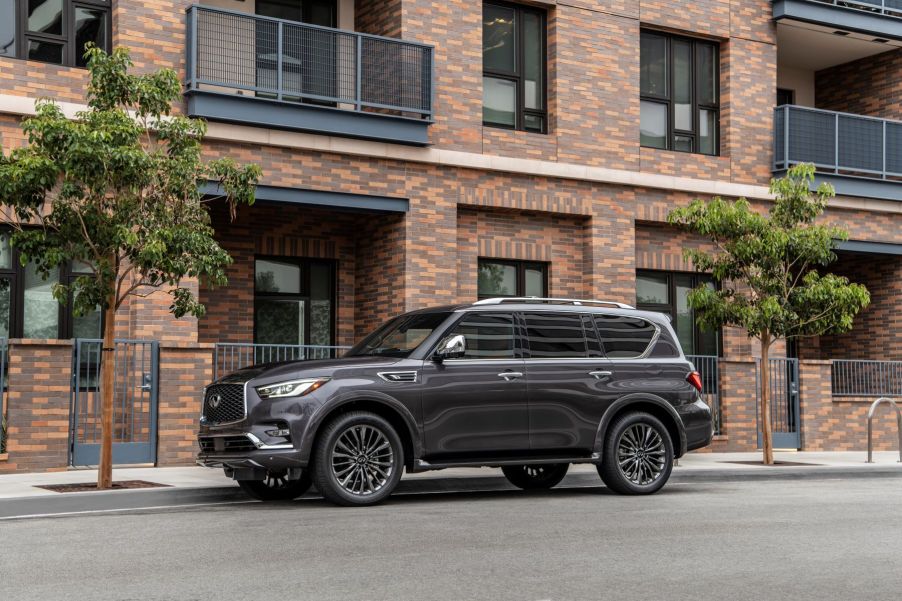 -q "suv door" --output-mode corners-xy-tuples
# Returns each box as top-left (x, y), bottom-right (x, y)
(522, 311), (610, 452)
(419, 312), (529, 458)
